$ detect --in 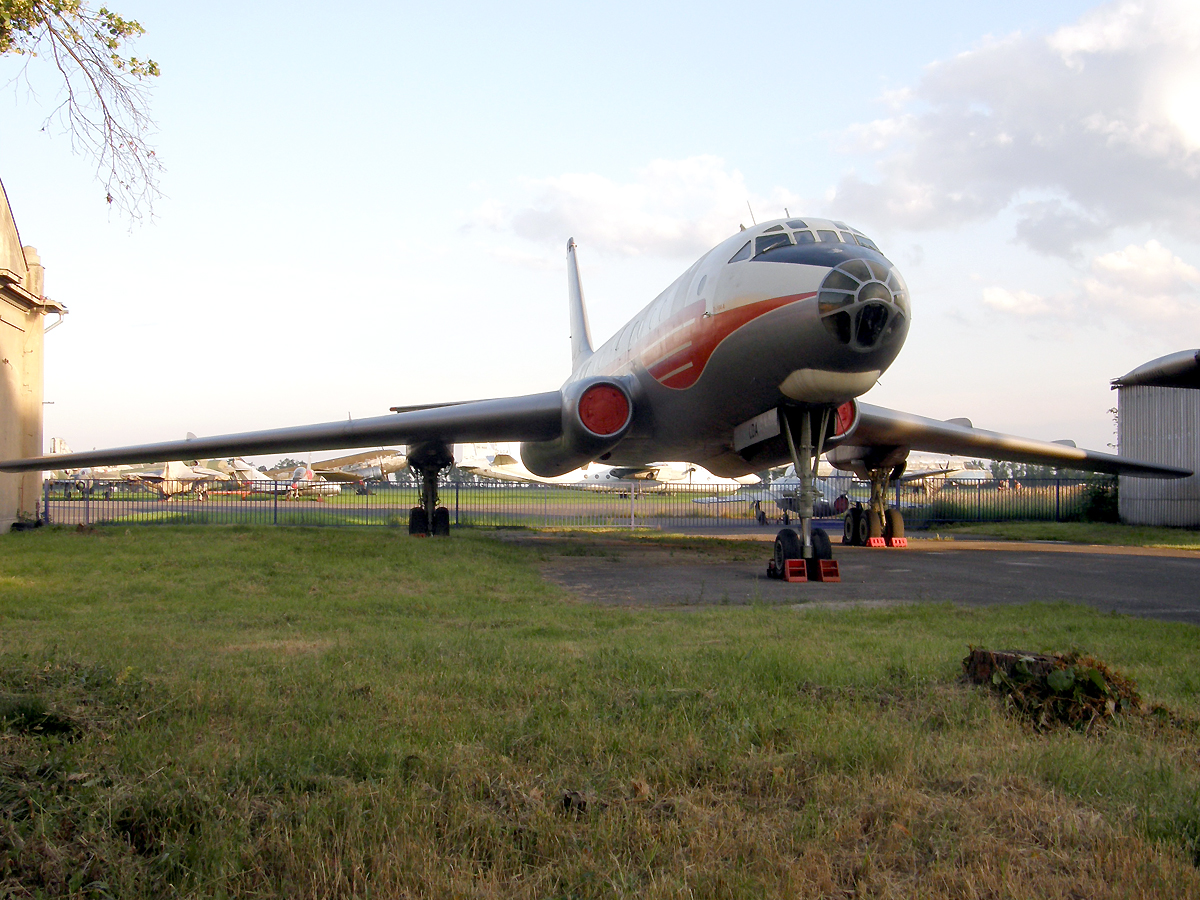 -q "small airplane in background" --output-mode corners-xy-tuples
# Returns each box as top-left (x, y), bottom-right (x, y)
(126, 460), (231, 500)
(457, 444), (758, 491)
